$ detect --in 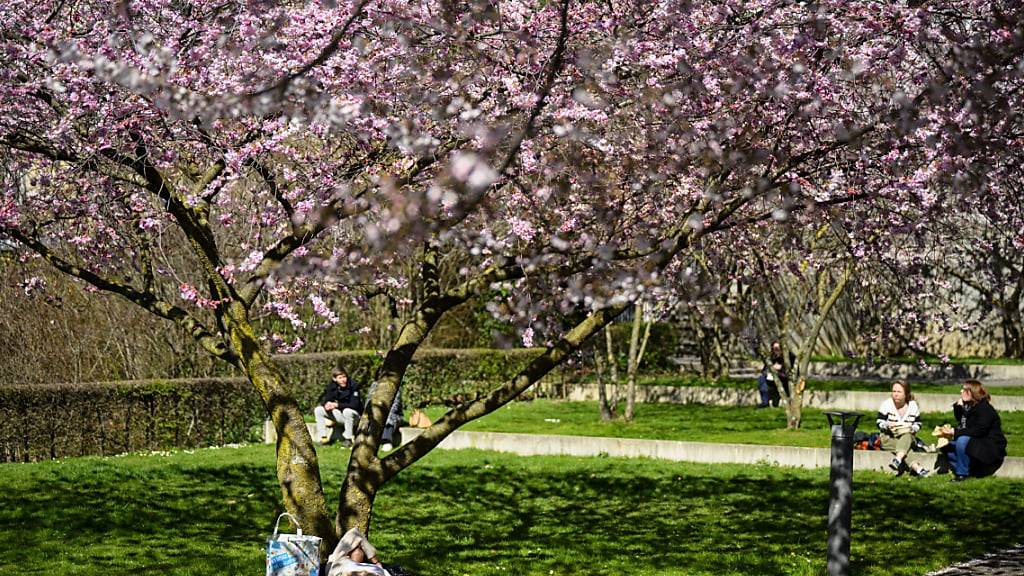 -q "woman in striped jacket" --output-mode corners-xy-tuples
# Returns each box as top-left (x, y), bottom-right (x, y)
(877, 379), (929, 477)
